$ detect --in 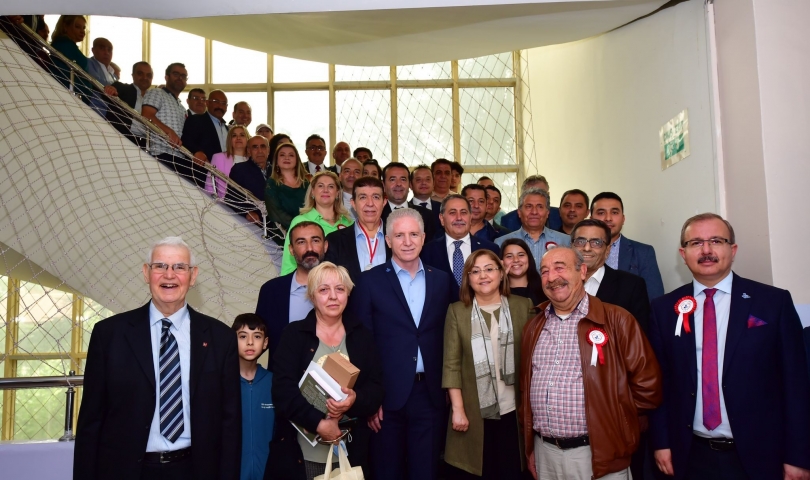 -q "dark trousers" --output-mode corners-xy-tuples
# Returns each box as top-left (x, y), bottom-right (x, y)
(139, 456), (193, 480)
(446, 410), (524, 480)
(370, 378), (444, 480)
(685, 438), (749, 480)
(156, 153), (206, 188)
